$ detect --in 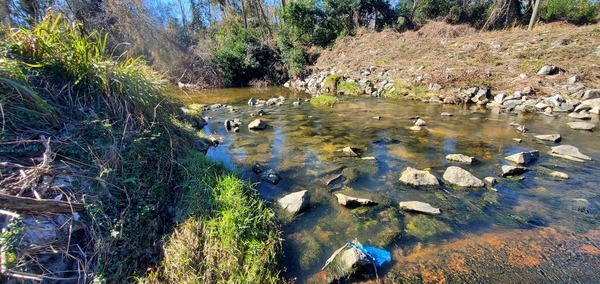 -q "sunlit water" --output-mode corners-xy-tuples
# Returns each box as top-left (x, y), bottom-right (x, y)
(176, 87), (600, 283)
